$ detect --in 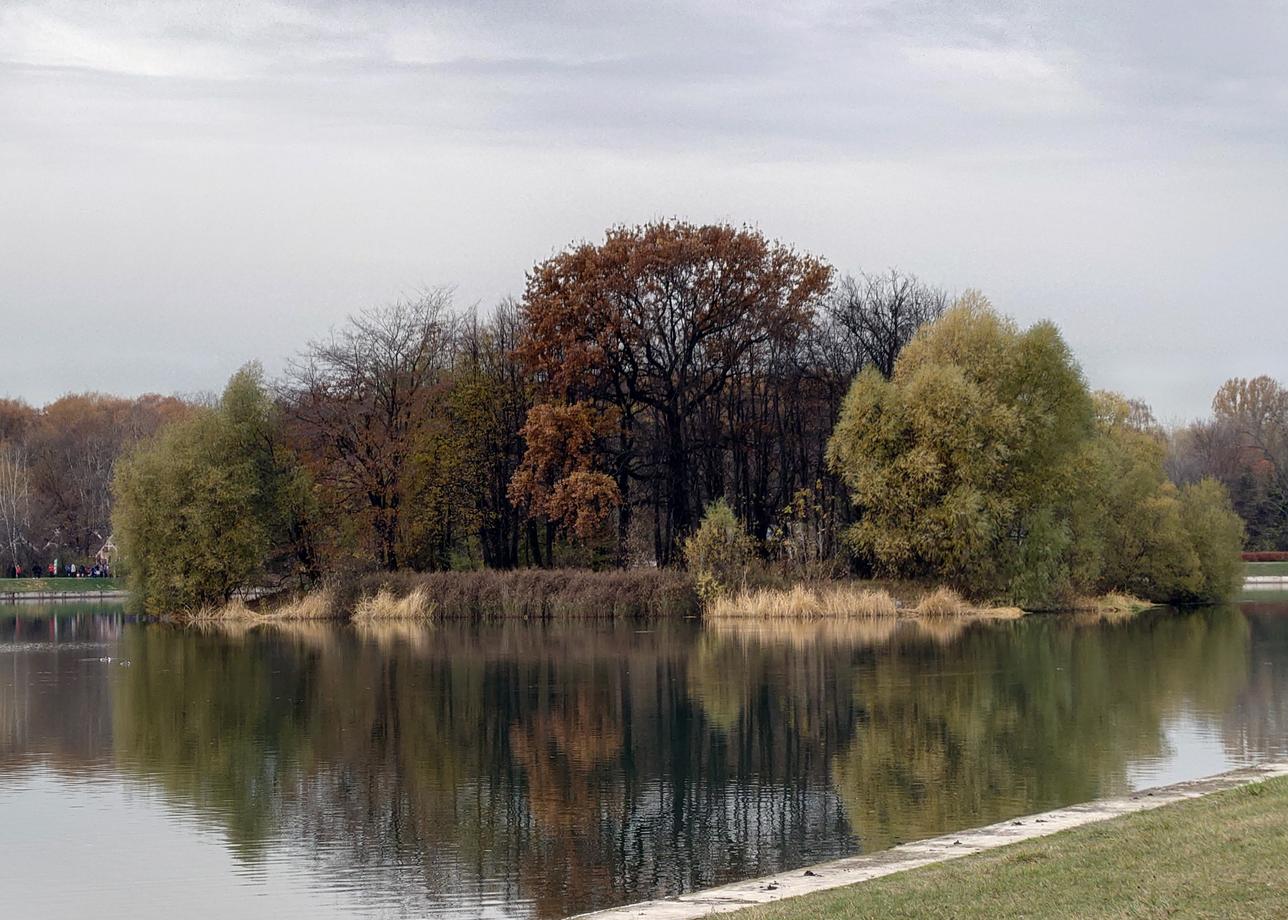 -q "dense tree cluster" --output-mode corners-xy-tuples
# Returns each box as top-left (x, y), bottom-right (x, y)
(120, 221), (943, 594)
(112, 366), (315, 613)
(0, 393), (190, 574)
(826, 297), (1245, 606)
(5, 217), (1247, 611)
(1168, 375), (1288, 552)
